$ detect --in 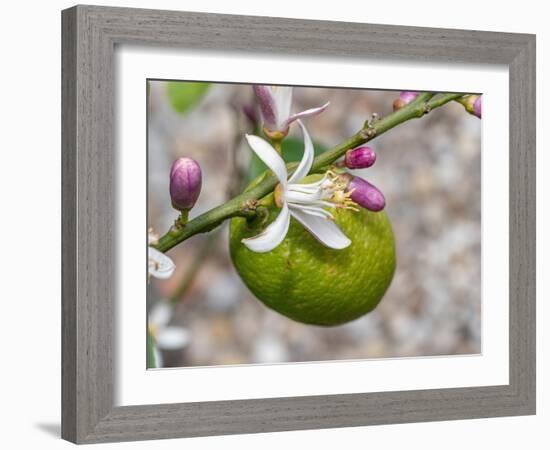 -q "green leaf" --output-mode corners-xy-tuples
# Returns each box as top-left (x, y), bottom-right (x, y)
(147, 330), (157, 369)
(244, 137), (328, 184)
(166, 81), (210, 114)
